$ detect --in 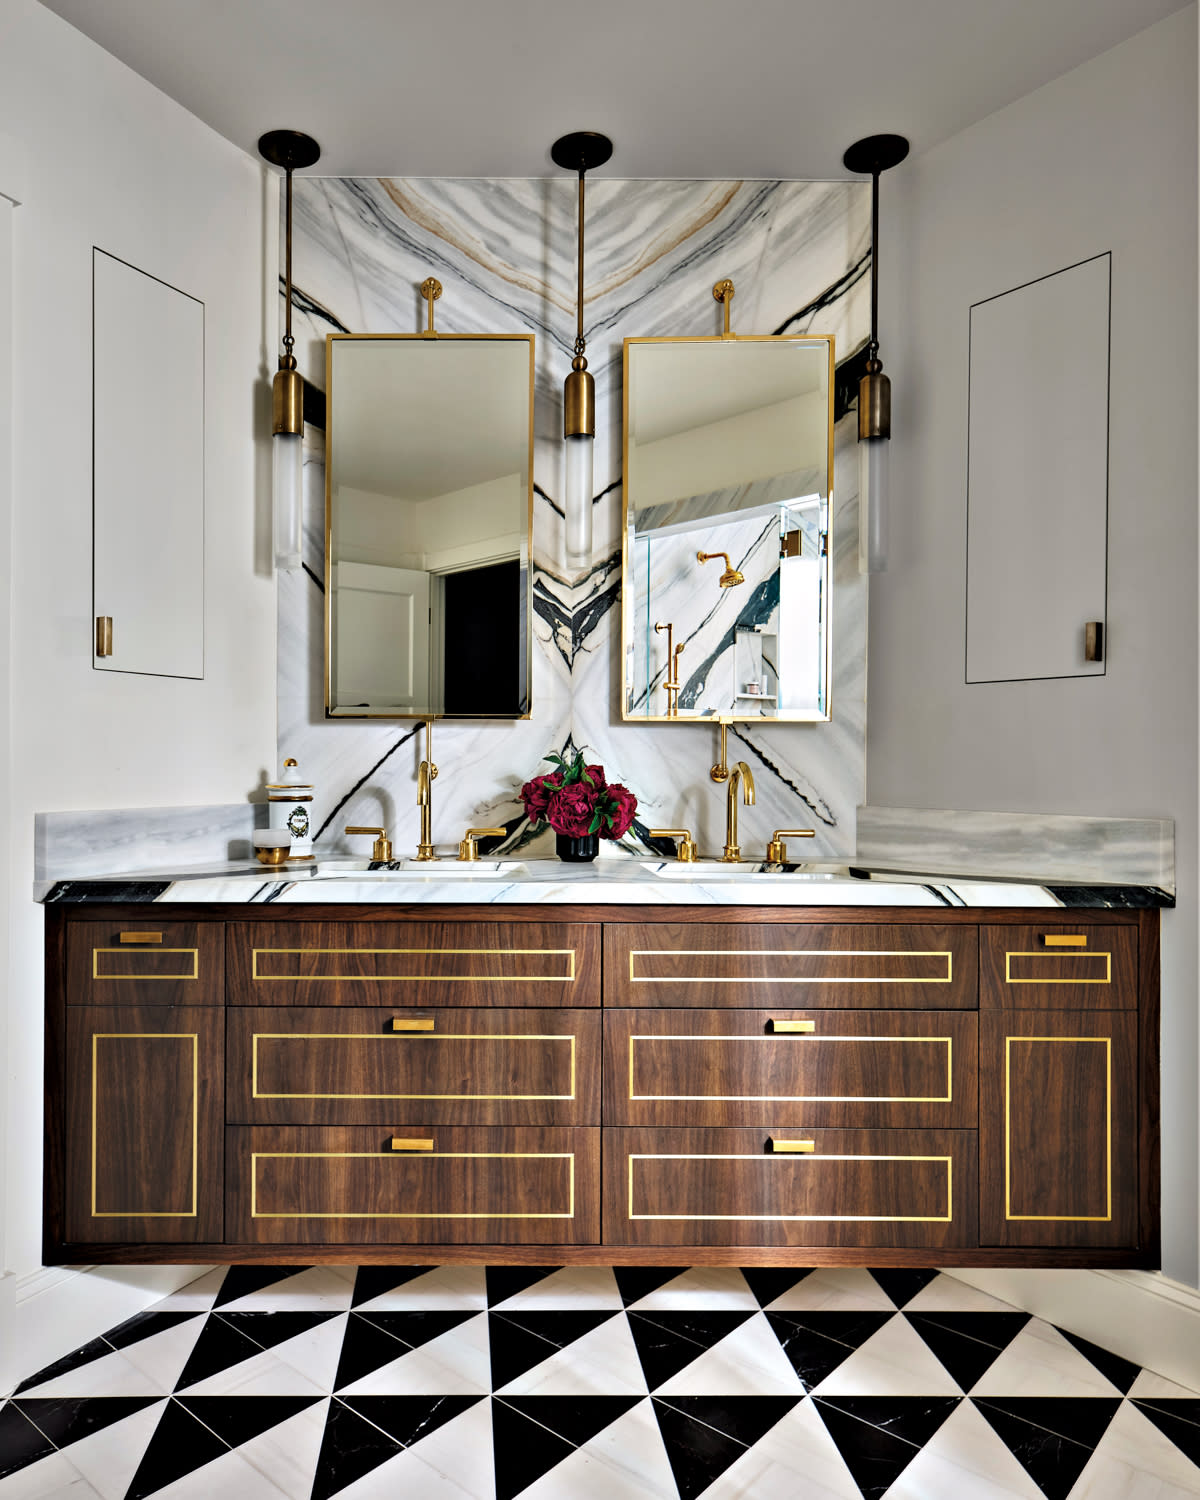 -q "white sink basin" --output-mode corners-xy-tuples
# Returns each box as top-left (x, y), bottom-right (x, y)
(641, 860), (841, 880)
(312, 858), (529, 879)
